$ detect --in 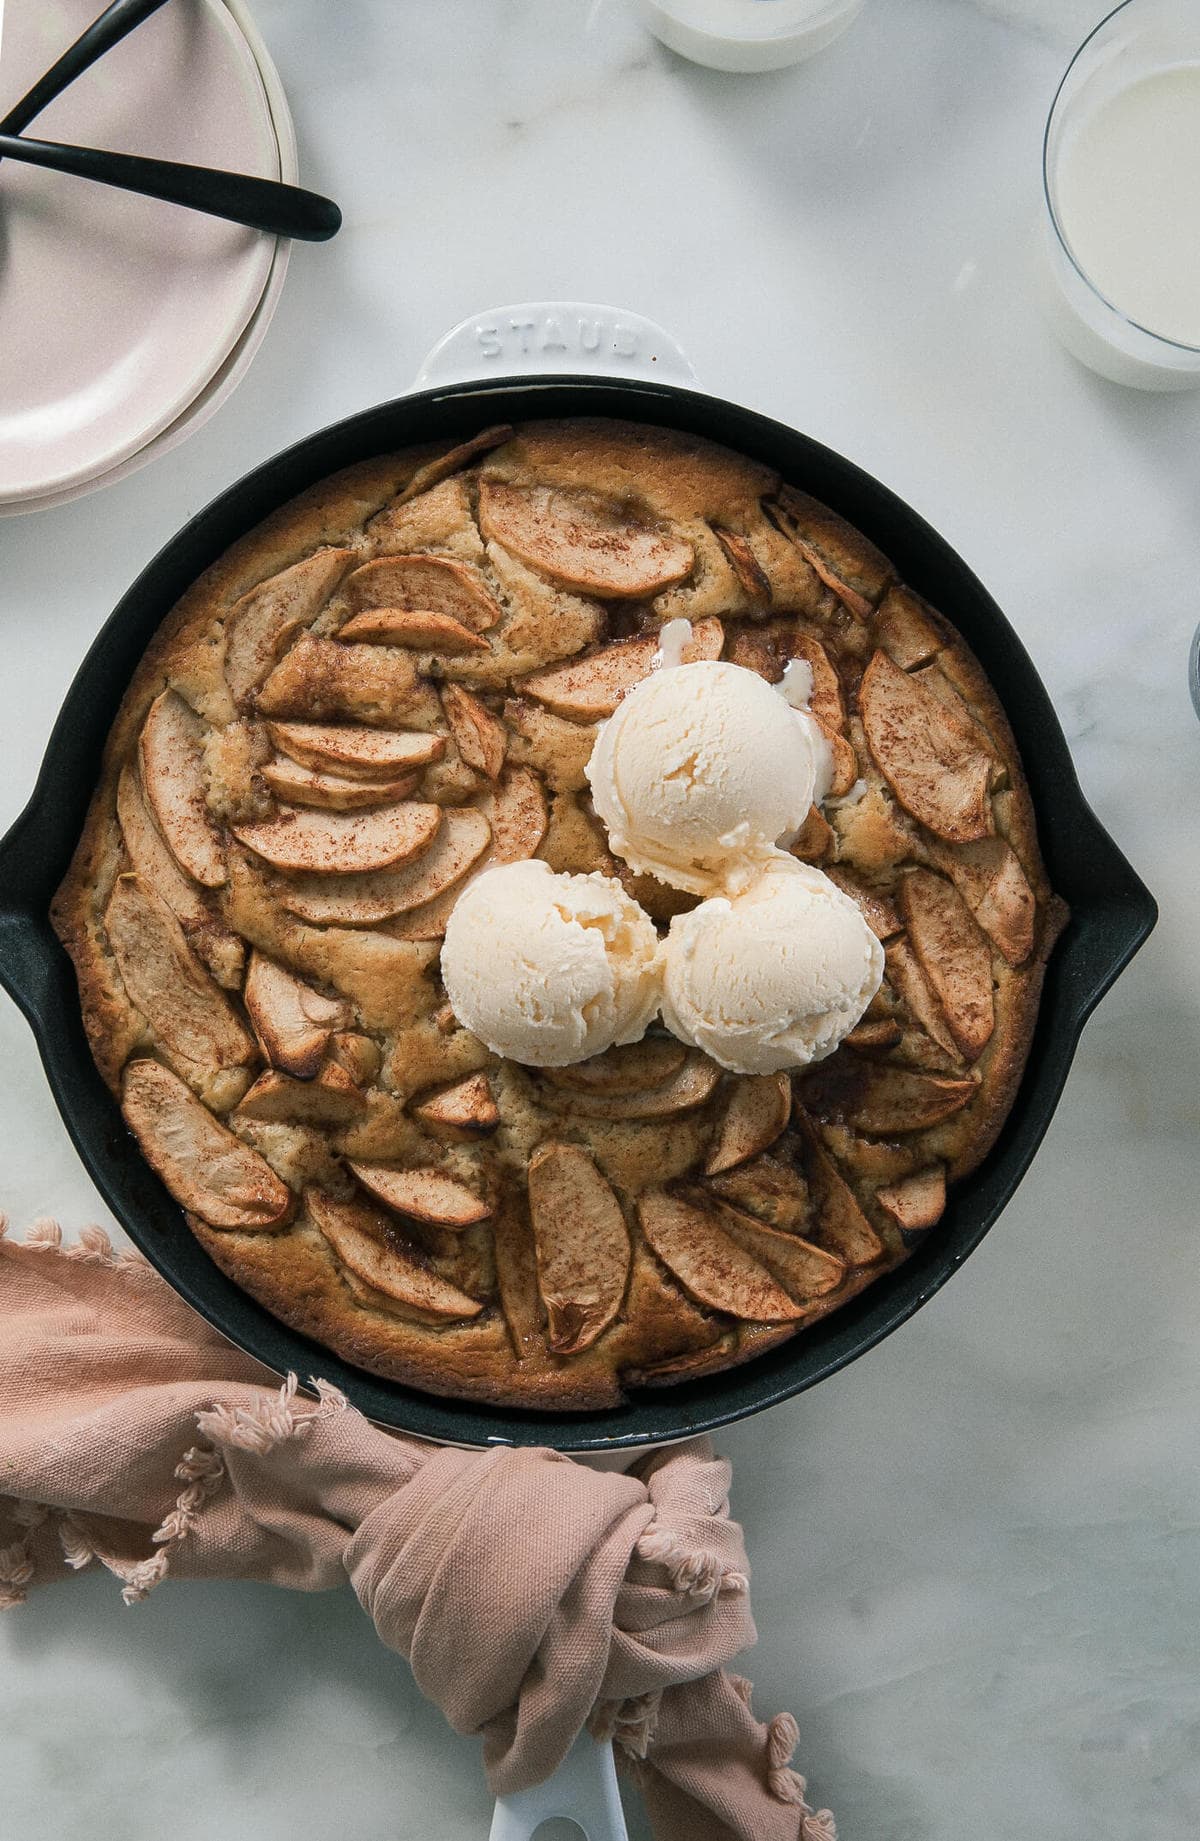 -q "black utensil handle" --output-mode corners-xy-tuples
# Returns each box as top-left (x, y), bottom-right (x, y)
(0, 133), (341, 241)
(0, 0), (172, 139)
